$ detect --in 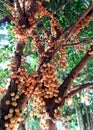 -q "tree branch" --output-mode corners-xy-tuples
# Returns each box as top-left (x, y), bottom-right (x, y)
(64, 3), (93, 34)
(63, 39), (92, 47)
(37, 4), (93, 70)
(0, 8), (6, 14)
(18, 106), (36, 130)
(55, 4), (93, 52)
(0, 0), (13, 8)
(15, 0), (23, 19)
(0, 15), (14, 25)
(56, 82), (93, 108)
(65, 82), (93, 98)
(58, 52), (92, 98)
(48, 52), (93, 116)
(54, 0), (70, 14)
